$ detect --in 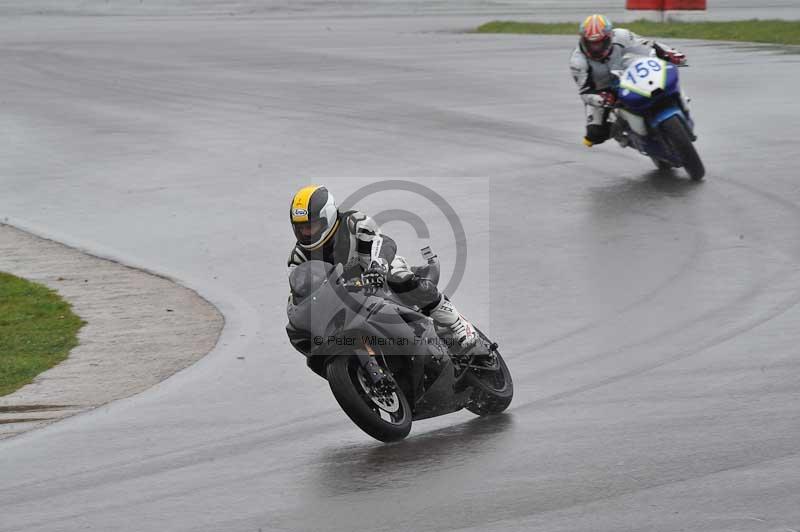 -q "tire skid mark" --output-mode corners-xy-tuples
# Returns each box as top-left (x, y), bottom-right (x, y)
(0, 406), (343, 499)
(510, 179), (781, 377)
(514, 222), (706, 360)
(517, 273), (800, 410)
(511, 173), (800, 409)
(3, 46), (623, 161)
(0, 455), (315, 532)
(503, 172), (711, 364)
(413, 446), (800, 532)
(517, 267), (788, 384)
